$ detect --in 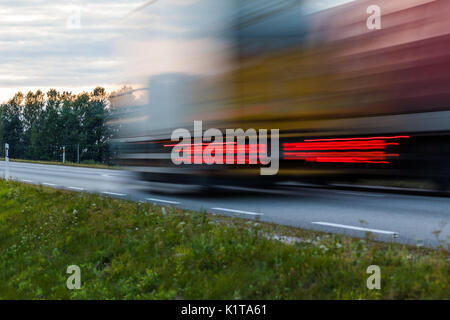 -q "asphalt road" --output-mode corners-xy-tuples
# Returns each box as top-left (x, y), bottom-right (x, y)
(1, 161), (449, 248)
